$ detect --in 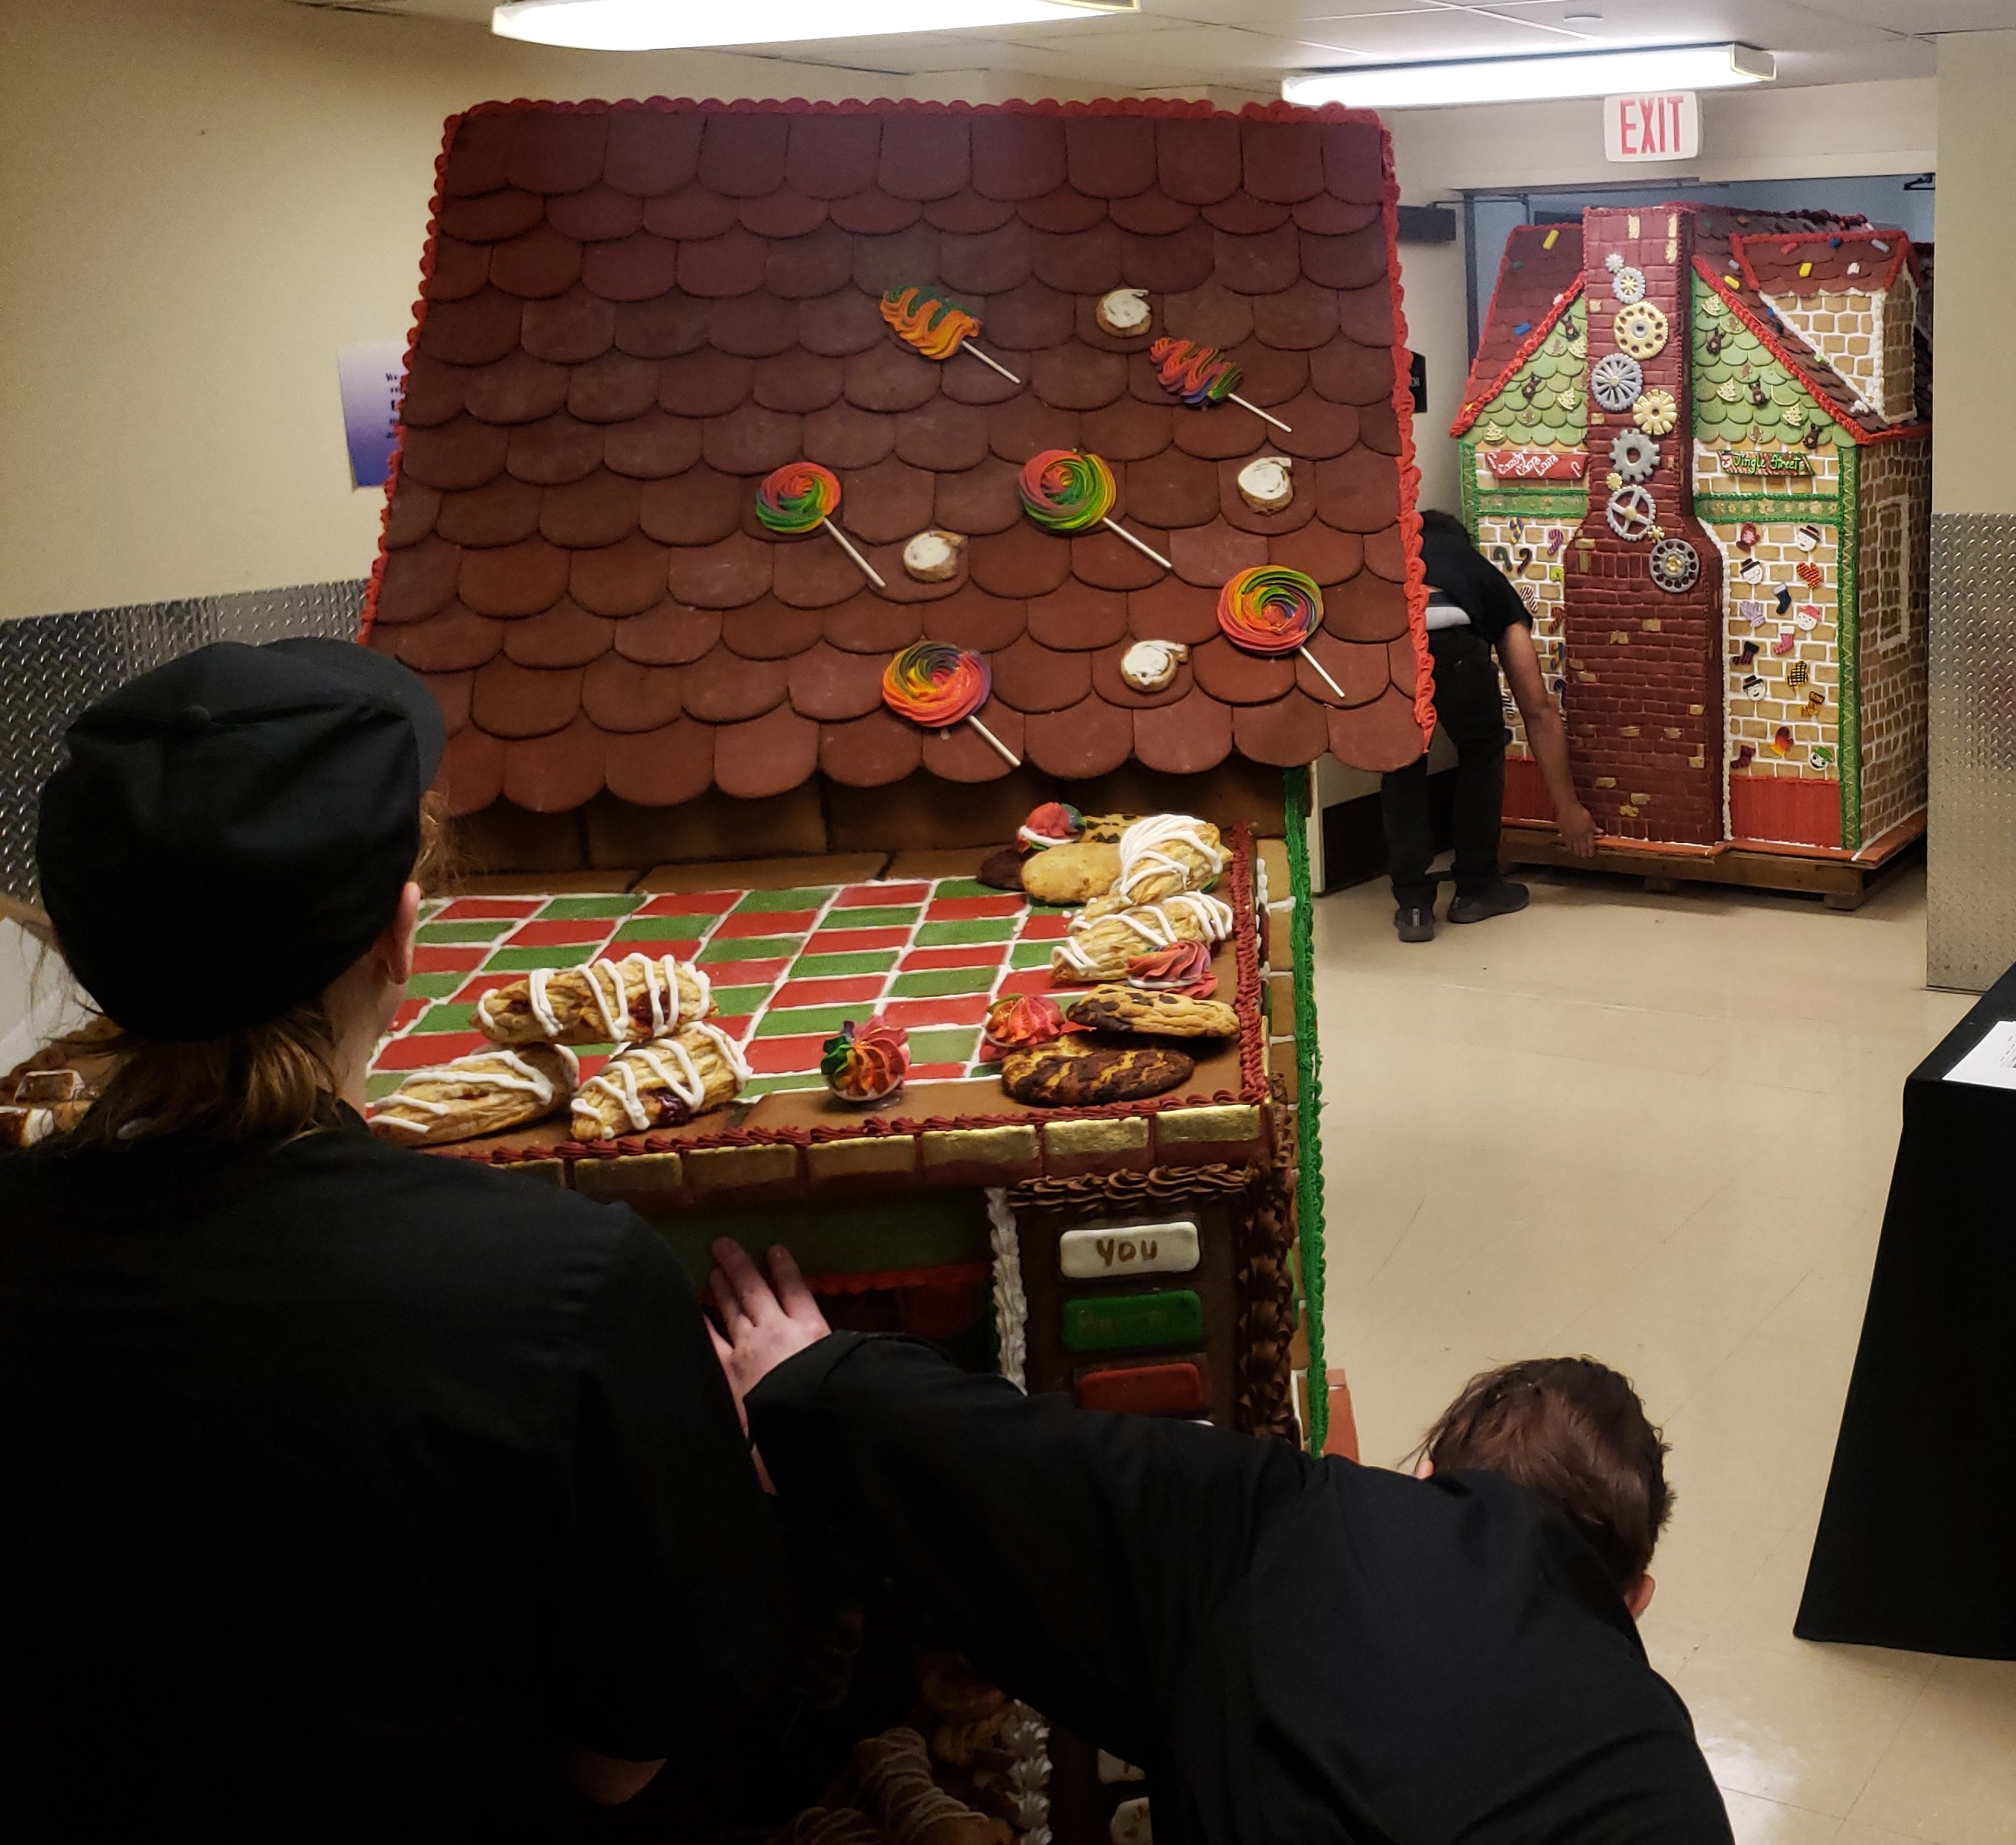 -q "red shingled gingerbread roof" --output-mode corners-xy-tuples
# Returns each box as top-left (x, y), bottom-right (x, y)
(1451, 220), (1585, 438)
(362, 97), (1433, 817)
(1727, 225), (1919, 298)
